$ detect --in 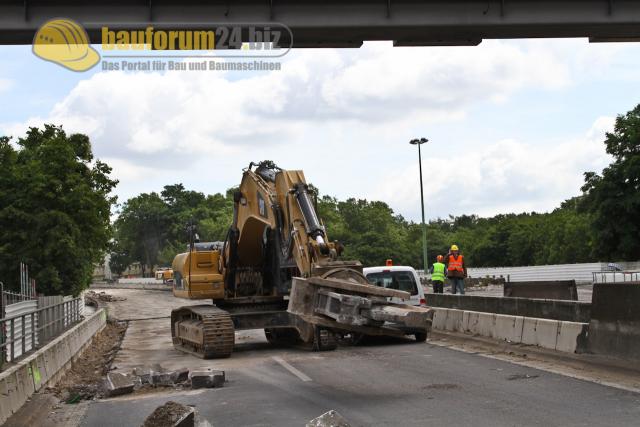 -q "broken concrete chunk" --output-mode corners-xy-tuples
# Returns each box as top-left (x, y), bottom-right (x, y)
(132, 366), (153, 384)
(106, 372), (134, 396)
(132, 365), (190, 387)
(171, 368), (190, 384)
(151, 368), (190, 386)
(142, 401), (195, 427)
(306, 410), (351, 427)
(132, 376), (143, 389)
(131, 363), (166, 384)
(151, 370), (175, 386)
(189, 370), (225, 389)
